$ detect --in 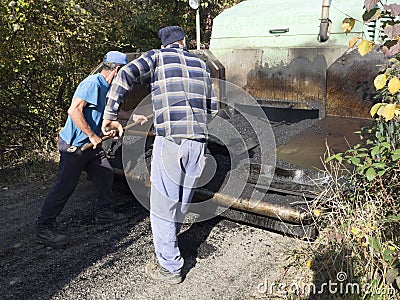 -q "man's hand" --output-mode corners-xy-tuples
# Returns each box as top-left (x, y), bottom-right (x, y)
(88, 133), (103, 149)
(132, 114), (149, 125)
(102, 119), (123, 137)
